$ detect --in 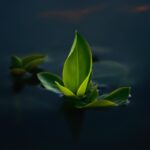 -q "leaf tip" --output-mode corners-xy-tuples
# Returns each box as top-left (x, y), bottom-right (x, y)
(75, 30), (78, 34)
(74, 30), (81, 38)
(37, 72), (42, 80)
